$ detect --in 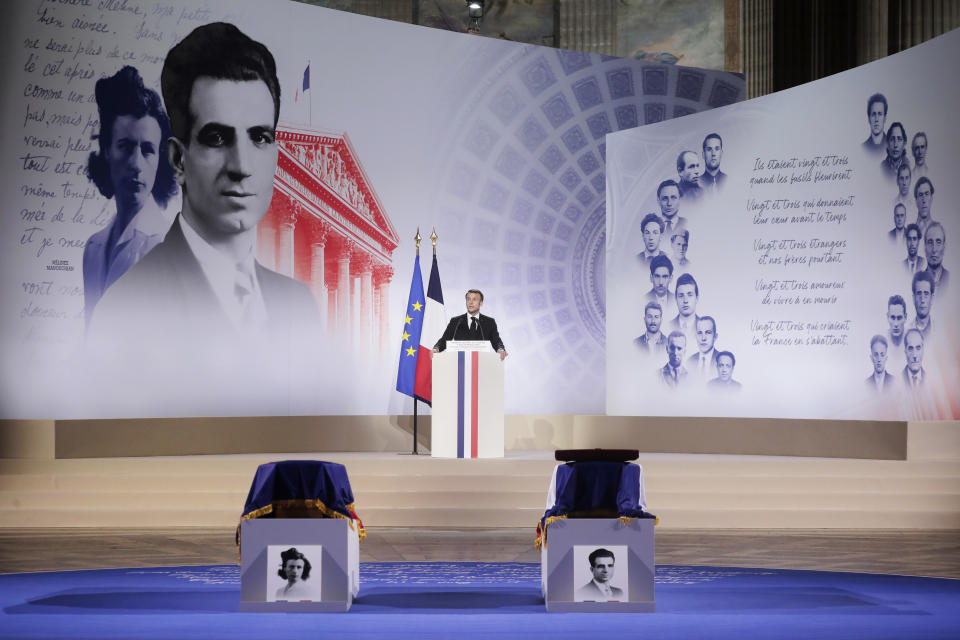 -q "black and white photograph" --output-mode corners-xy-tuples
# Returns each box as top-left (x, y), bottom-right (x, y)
(865, 335), (895, 394)
(573, 546), (629, 603)
(708, 350), (742, 391)
(267, 545), (322, 602)
(699, 133), (726, 193)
